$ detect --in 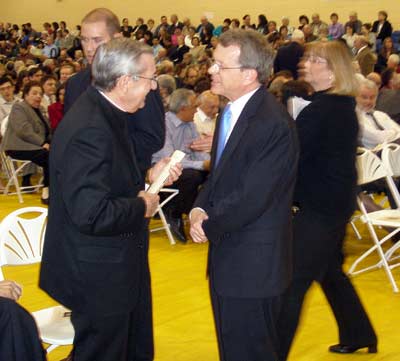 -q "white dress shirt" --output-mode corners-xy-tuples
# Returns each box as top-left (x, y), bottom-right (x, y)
(224, 87), (260, 145)
(193, 107), (216, 135)
(357, 109), (400, 149)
